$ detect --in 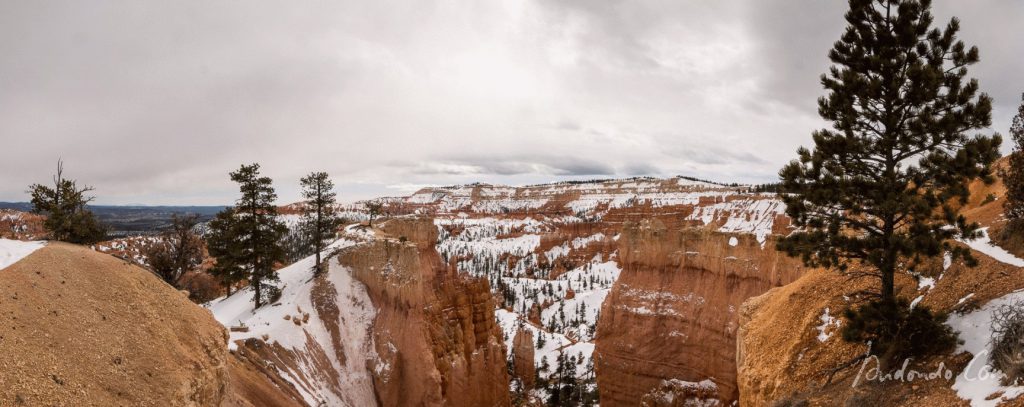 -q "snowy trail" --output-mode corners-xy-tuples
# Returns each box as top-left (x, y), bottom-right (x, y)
(0, 239), (45, 270)
(962, 228), (1024, 267)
